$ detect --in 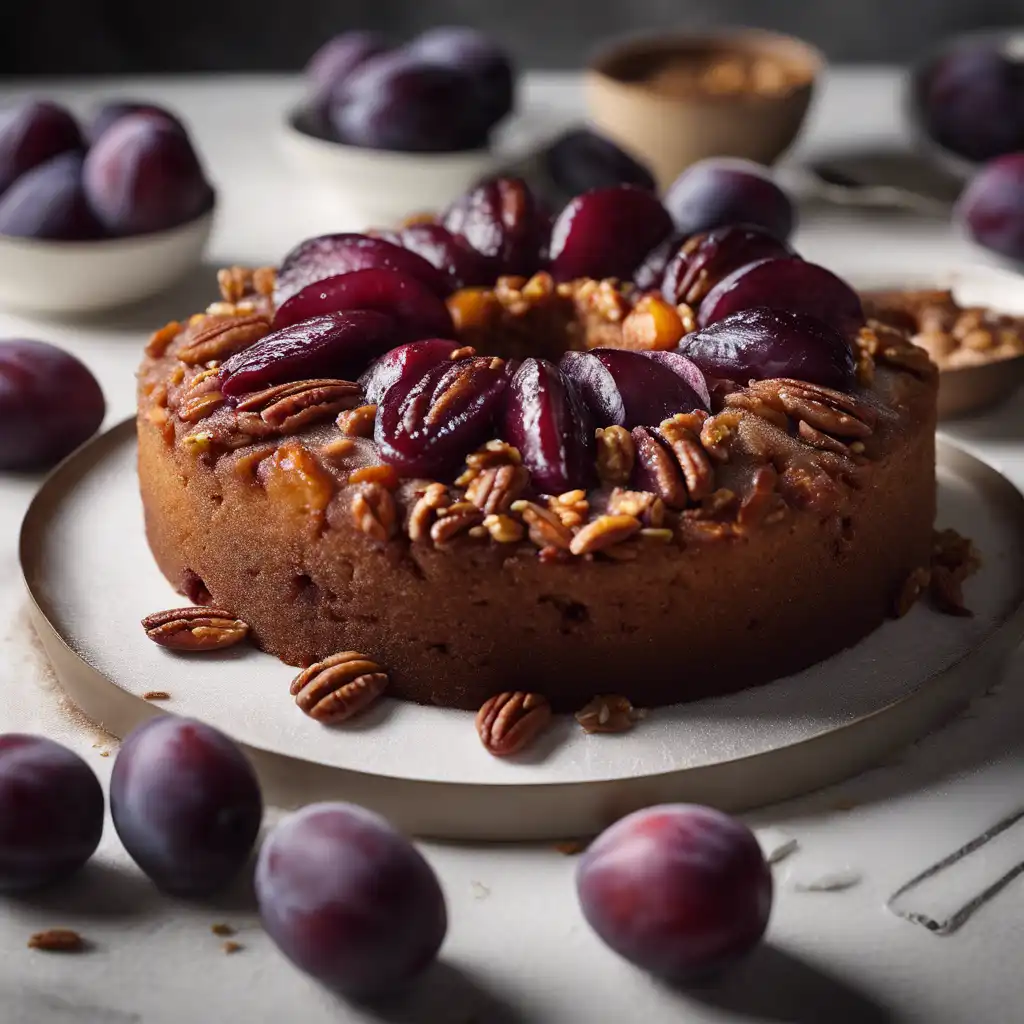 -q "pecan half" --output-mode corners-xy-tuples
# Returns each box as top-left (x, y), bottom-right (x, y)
(548, 490), (589, 529)
(607, 487), (665, 527)
(570, 514), (641, 556)
(217, 266), (253, 303)
(750, 380), (875, 438)
(482, 513), (525, 543)
(737, 465), (784, 527)
(510, 500), (574, 550)
(408, 483), (450, 542)
(177, 390), (225, 423)
(142, 607), (249, 651)
(465, 463), (528, 514)
(351, 483), (397, 541)
(177, 314), (271, 365)
(797, 419), (851, 455)
(336, 404), (377, 437)
(659, 416), (714, 501)
(431, 501), (484, 545)
(476, 691), (553, 757)
(575, 695), (645, 734)
(146, 320), (183, 358)
(631, 427), (688, 509)
(28, 929), (85, 952)
(456, 439), (522, 487)
(237, 379), (362, 432)
(595, 425), (635, 485)
(348, 464), (399, 488)
(699, 410), (745, 462)
(290, 651), (389, 723)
